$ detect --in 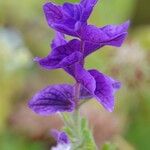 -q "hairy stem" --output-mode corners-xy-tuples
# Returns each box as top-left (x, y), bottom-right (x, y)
(61, 40), (98, 149)
(74, 82), (81, 108)
(81, 40), (85, 65)
(74, 40), (85, 108)
(72, 40), (85, 136)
